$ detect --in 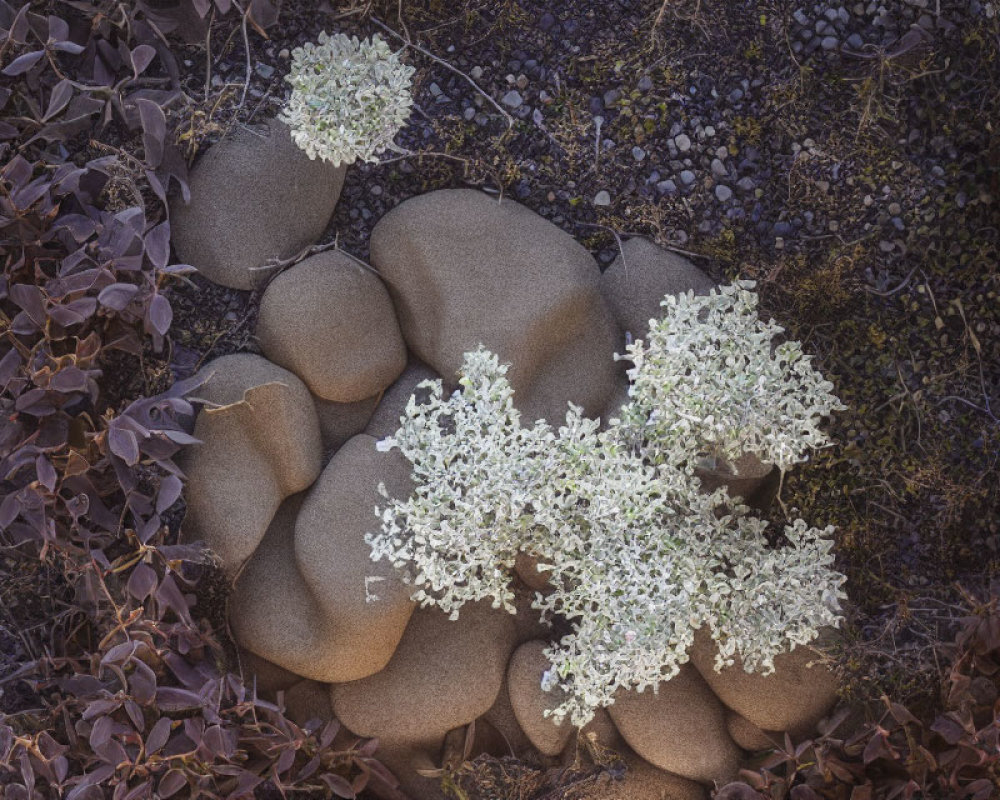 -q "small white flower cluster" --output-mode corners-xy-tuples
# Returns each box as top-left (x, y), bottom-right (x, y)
(368, 283), (848, 727)
(280, 31), (414, 167)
